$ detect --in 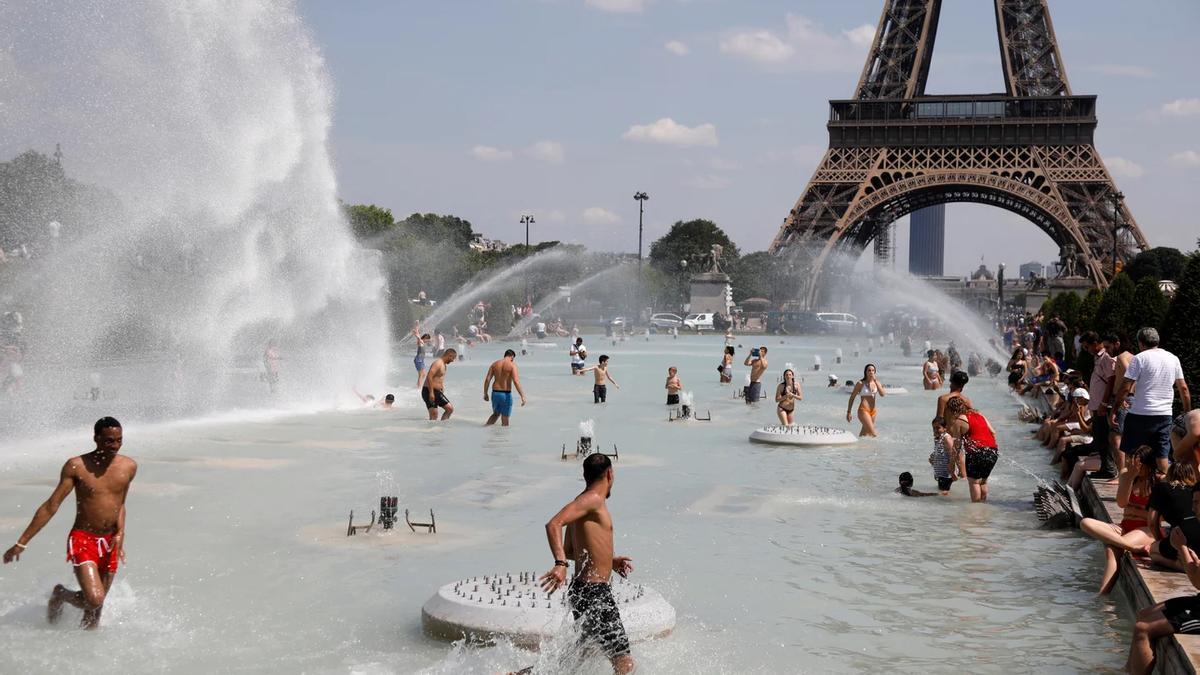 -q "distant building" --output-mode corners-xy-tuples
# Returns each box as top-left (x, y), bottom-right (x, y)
(468, 234), (508, 253)
(907, 205), (944, 276)
(1019, 261), (1044, 279)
